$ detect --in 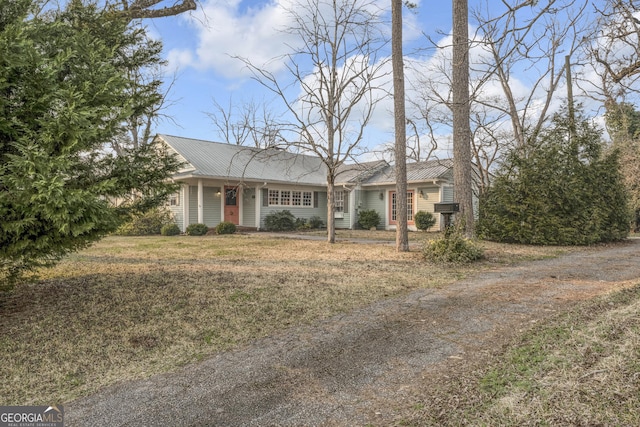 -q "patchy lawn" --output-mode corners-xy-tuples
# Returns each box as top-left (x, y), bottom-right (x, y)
(0, 232), (581, 405)
(395, 283), (640, 426)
